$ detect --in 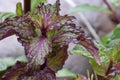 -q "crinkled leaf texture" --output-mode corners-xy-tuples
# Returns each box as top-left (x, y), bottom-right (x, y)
(77, 34), (100, 65)
(0, 0), (99, 80)
(108, 62), (120, 78)
(2, 61), (55, 80)
(0, 13), (55, 80)
(47, 45), (68, 72)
